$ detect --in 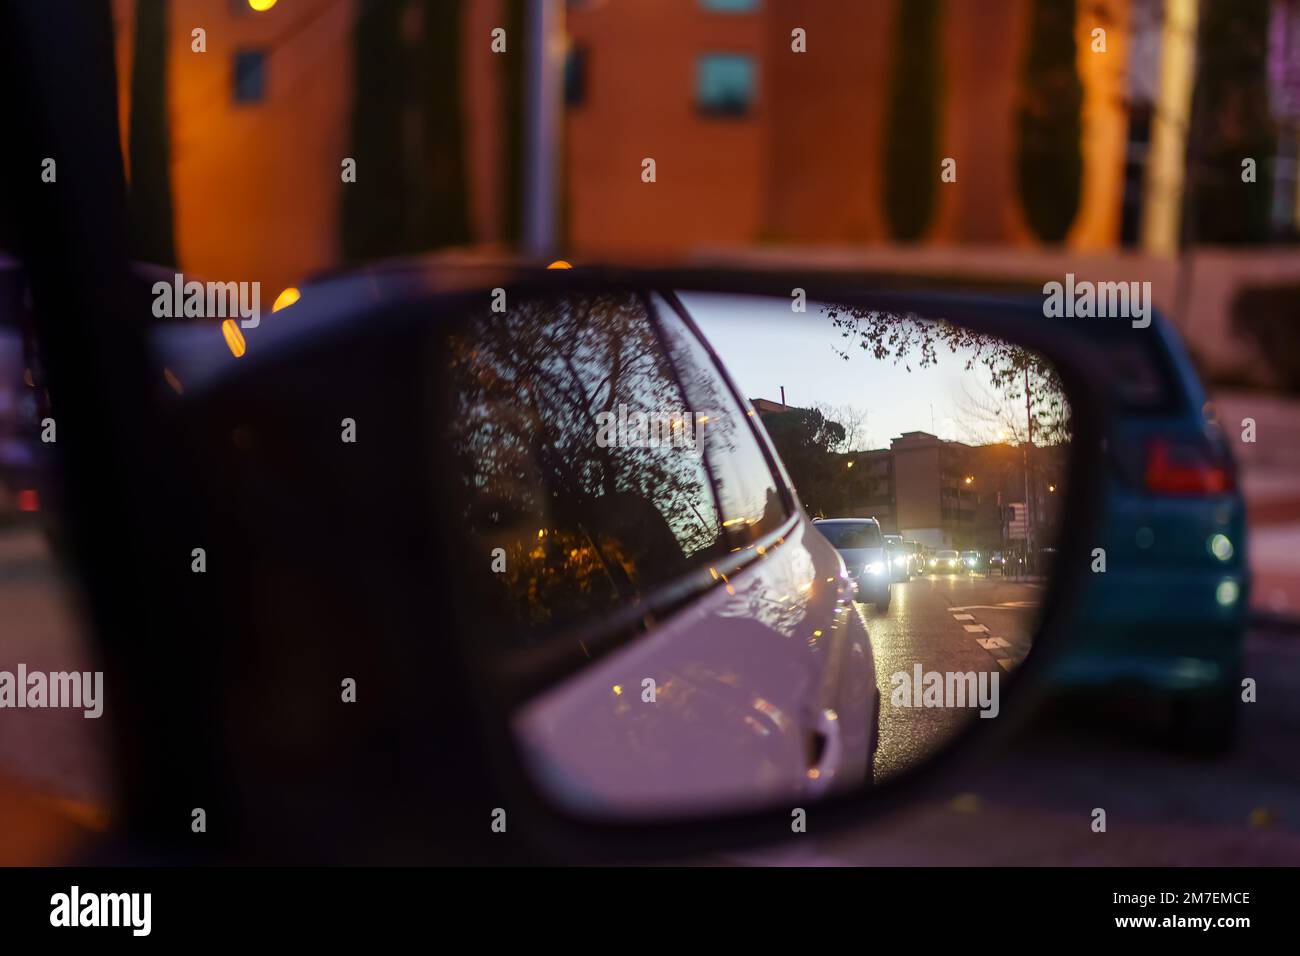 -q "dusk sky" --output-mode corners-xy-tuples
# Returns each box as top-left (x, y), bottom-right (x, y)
(680, 292), (1020, 450)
